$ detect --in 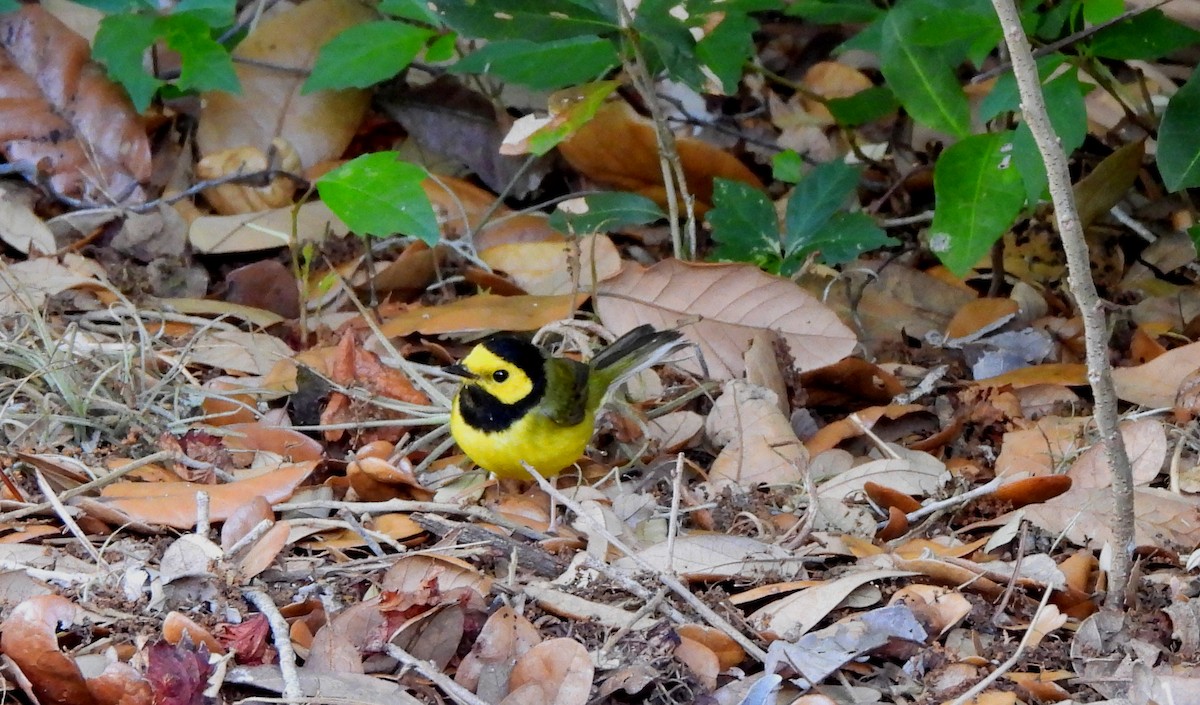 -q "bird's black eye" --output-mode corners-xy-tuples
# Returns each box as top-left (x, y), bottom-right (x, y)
(492, 369), (509, 383)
